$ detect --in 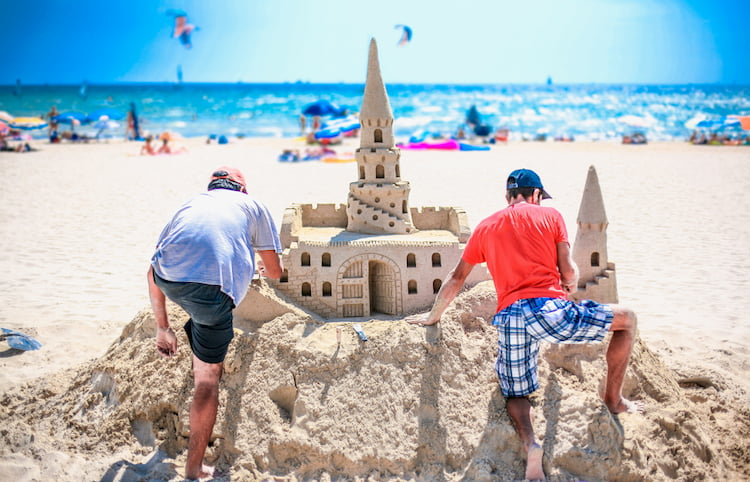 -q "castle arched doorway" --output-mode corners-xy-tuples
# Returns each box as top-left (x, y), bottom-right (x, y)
(369, 260), (395, 315)
(337, 254), (402, 317)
